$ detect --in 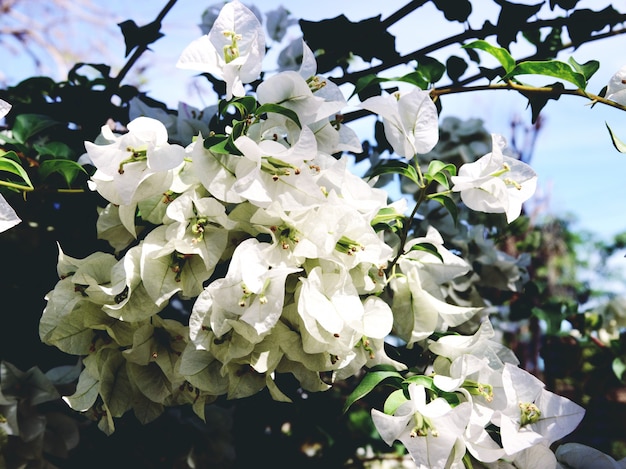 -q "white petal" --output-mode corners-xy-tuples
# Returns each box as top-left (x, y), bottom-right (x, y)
(0, 194), (20, 232)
